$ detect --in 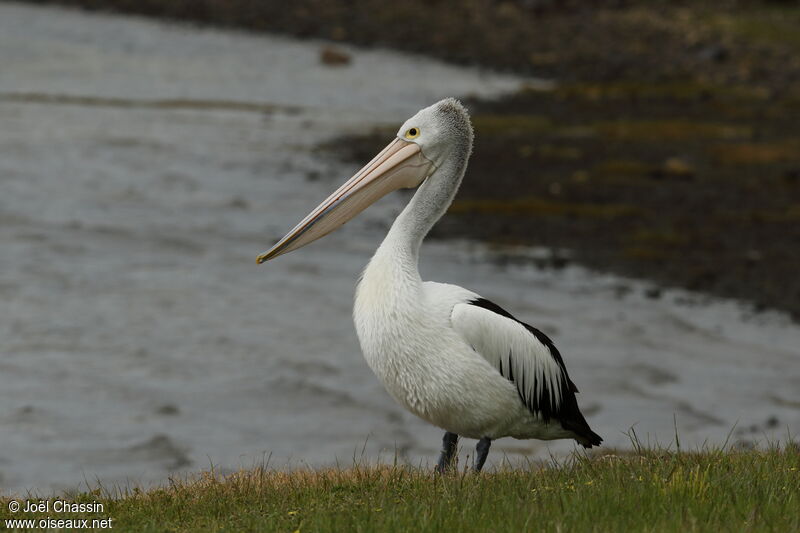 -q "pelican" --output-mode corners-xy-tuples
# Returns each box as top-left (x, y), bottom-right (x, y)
(257, 98), (601, 472)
